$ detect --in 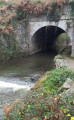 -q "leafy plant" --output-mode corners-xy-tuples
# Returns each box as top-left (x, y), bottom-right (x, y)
(44, 67), (74, 94)
(0, 2), (7, 8)
(4, 89), (73, 120)
(47, 2), (60, 22)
